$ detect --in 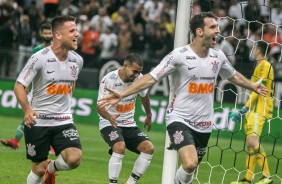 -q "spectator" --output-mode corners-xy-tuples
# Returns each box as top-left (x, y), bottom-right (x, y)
(43, 0), (59, 18)
(80, 24), (100, 68)
(144, 0), (163, 24)
(263, 24), (282, 50)
(16, 14), (34, 76)
(130, 23), (148, 59)
(99, 26), (118, 63)
(90, 7), (113, 33)
(115, 21), (132, 60)
(23, 0), (41, 33)
(60, 0), (80, 17)
(0, 17), (17, 77)
(148, 25), (167, 59)
(244, 0), (261, 32)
